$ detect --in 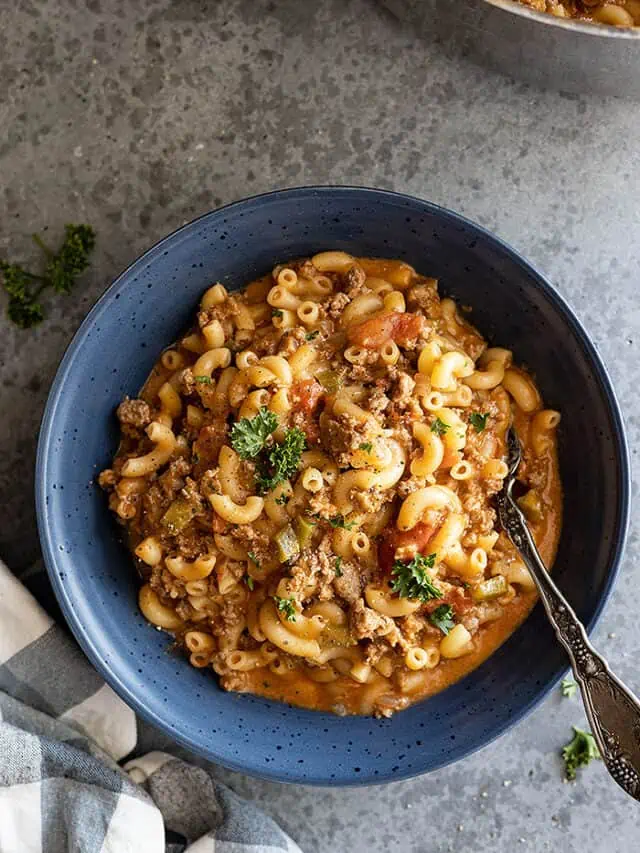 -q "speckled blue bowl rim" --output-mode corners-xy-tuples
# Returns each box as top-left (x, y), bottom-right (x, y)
(36, 186), (631, 786)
